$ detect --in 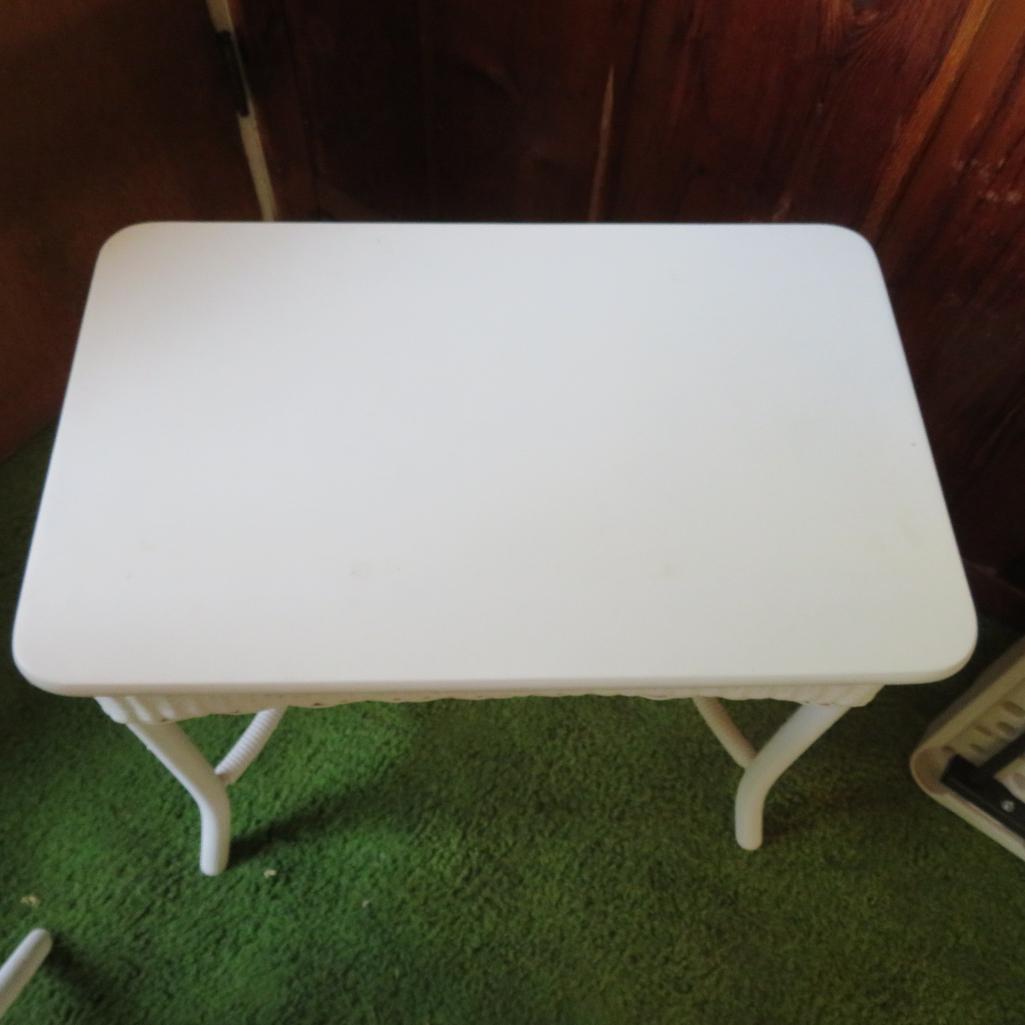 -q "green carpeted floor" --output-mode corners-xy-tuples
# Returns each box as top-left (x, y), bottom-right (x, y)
(2, 429), (1023, 1025)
